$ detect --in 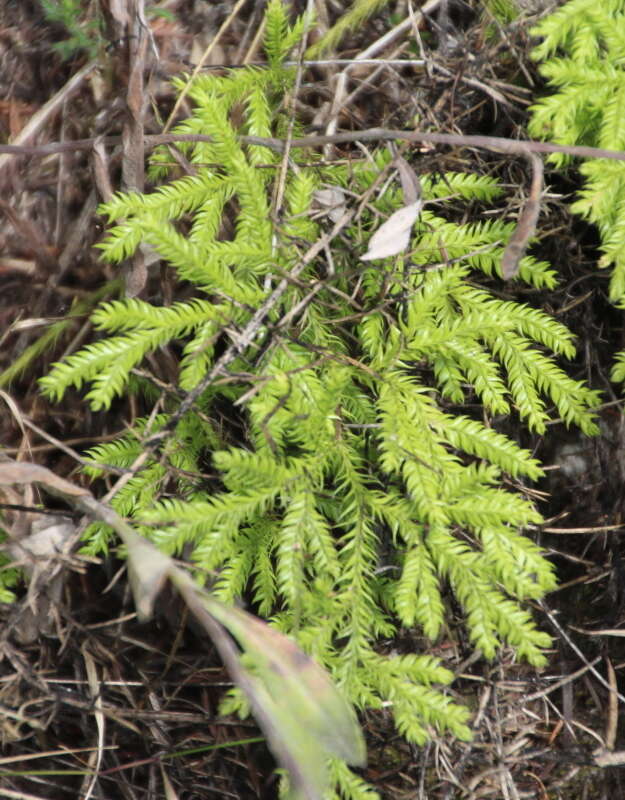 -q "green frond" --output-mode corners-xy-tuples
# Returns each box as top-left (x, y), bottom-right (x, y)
(140, 220), (245, 299)
(276, 487), (310, 605)
(212, 530), (257, 602)
(531, 0), (625, 62)
(264, 0), (290, 68)
(476, 526), (557, 598)
(92, 297), (219, 334)
(249, 521), (278, 615)
(373, 655), (472, 743)
(244, 83), (276, 165)
(443, 415), (543, 479)
(0, 278), (121, 389)
(82, 431), (144, 476)
(611, 349), (625, 383)
(178, 320), (221, 390)
(188, 184), (235, 245)
(328, 759), (381, 800)
(530, 1), (625, 302)
(395, 539), (444, 636)
(305, 0), (391, 58)
(423, 171), (502, 202)
(599, 79), (625, 150)
(284, 171), (318, 237)
(428, 350), (465, 403)
(263, 0), (313, 69)
(509, 339), (600, 432)
(437, 338), (511, 414)
(482, 0), (520, 25)
(447, 485), (541, 530)
(41, 298), (233, 410)
(95, 219), (146, 264)
(40, 334), (147, 407)
(517, 256), (559, 289)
